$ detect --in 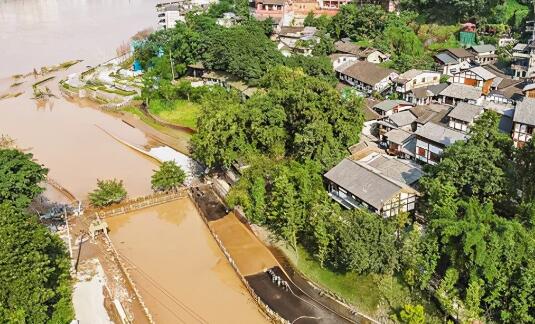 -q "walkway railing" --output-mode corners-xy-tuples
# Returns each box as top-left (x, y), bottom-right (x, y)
(92, 190), (188, 219)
